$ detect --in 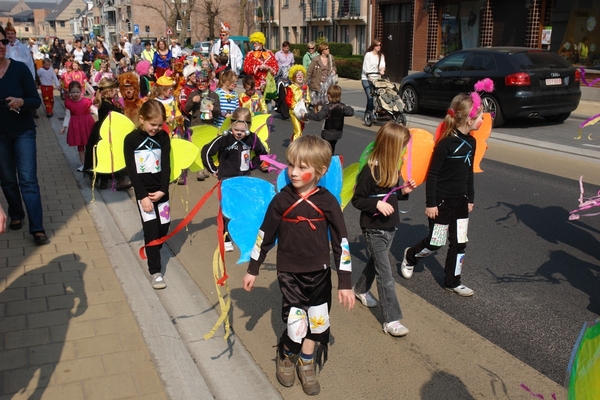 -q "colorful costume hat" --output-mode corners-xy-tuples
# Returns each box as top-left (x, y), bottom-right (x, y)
(156, 75), (175, 87)
(249, 31), (266, 46)
(289, 65), (306, 82)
